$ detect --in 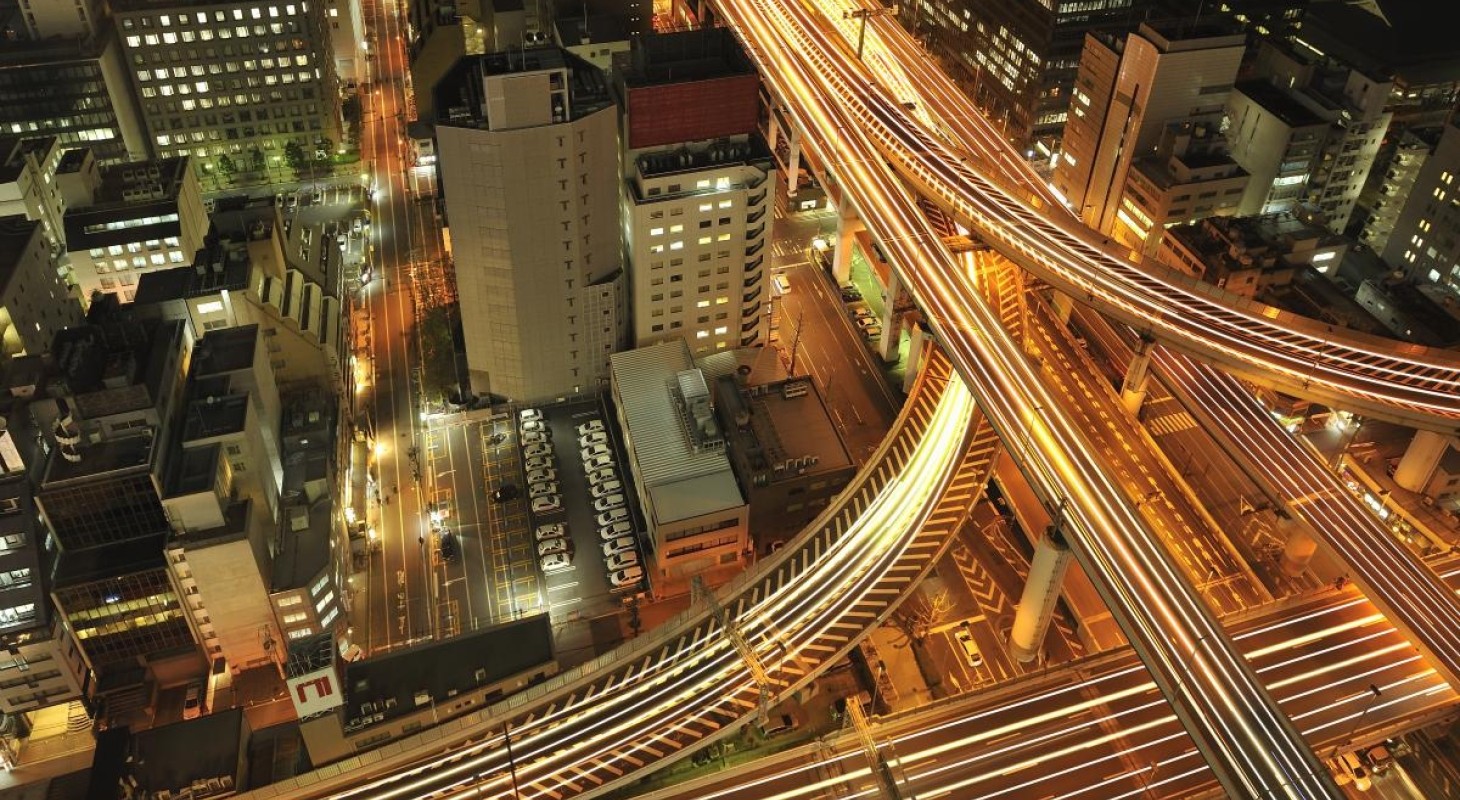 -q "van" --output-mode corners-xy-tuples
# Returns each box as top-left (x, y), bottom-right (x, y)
(773, 274), (791, 295)
(1338, 752), (1371, 791)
